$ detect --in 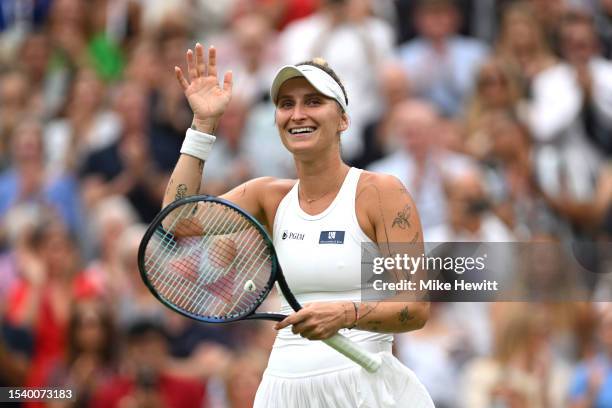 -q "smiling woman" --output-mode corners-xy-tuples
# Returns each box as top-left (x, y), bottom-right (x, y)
(163, 43), (433, 407)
